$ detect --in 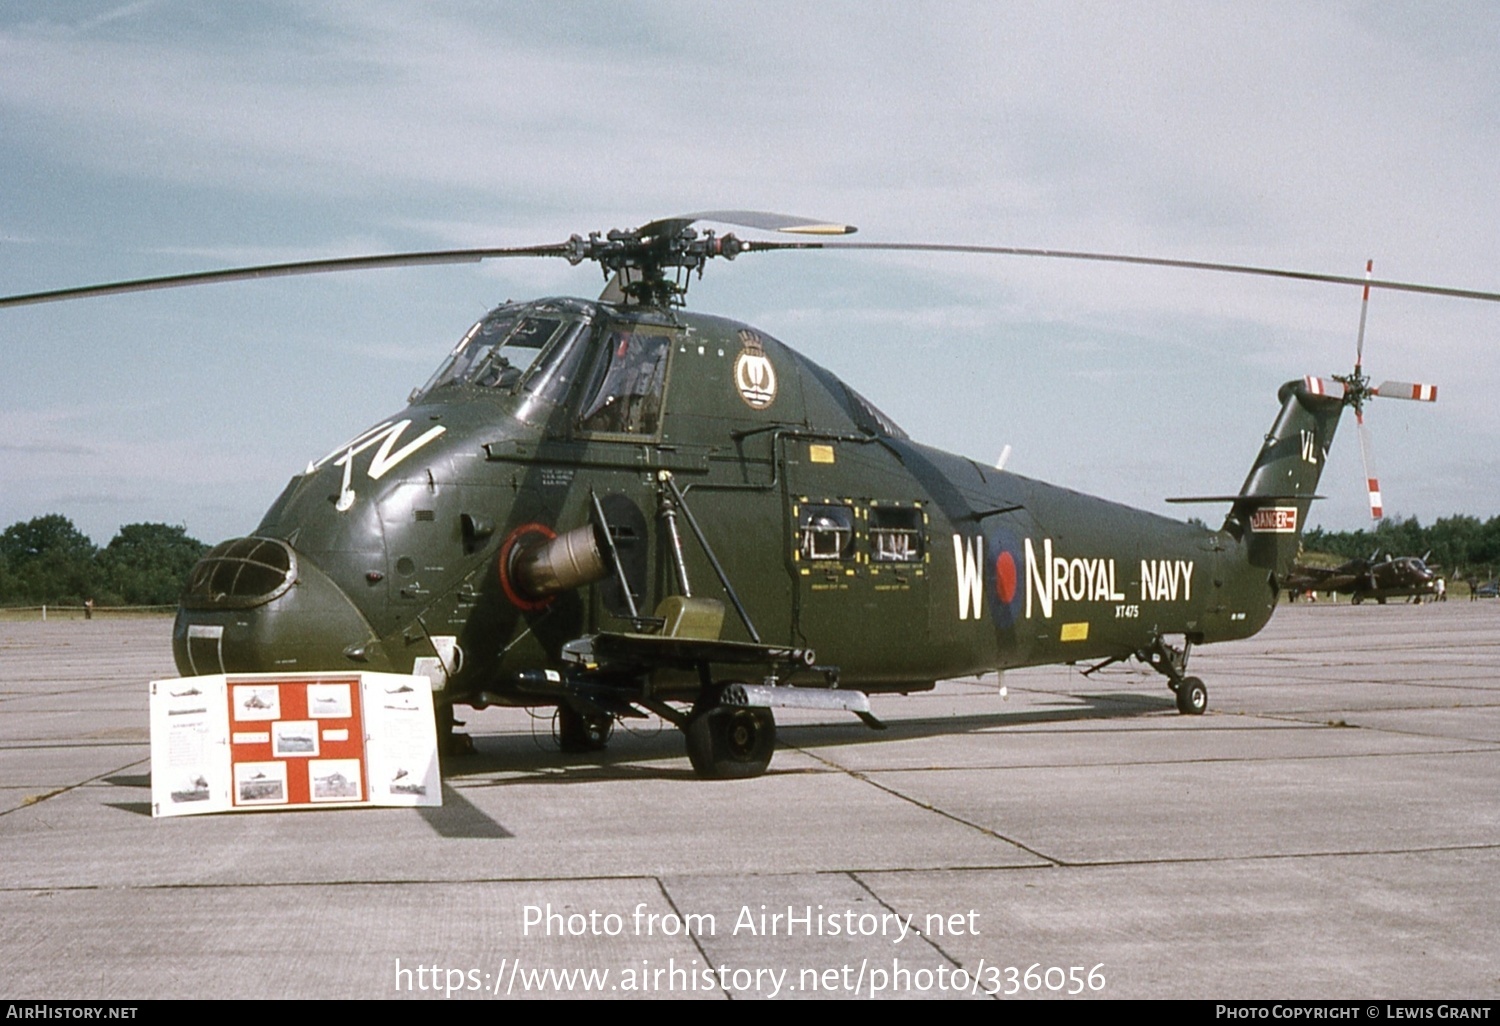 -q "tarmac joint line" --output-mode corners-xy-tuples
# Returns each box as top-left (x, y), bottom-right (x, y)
(848, 869), (995, 997)
(789, 744), (1064, 867)
(1, 755), (149, 818)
